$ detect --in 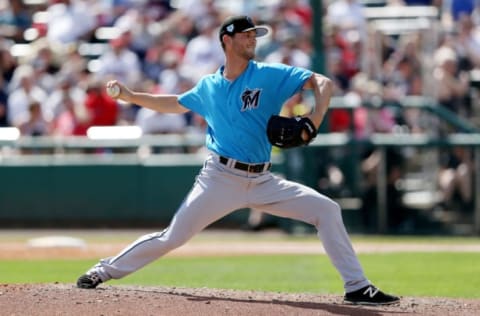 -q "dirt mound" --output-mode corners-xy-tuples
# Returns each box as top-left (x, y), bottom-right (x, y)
(1, 283), (478, 316)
